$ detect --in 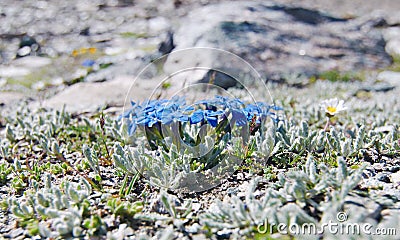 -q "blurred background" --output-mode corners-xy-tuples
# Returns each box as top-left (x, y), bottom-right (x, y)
(1, 0), (399, 113)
